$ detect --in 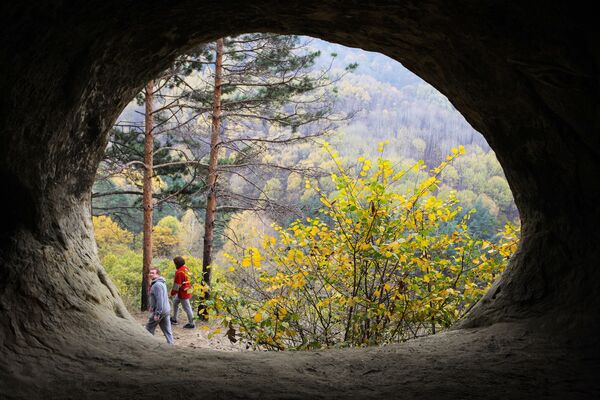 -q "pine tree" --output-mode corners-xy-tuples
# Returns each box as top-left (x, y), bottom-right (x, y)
(180, 34), (353, 318)
(141, 80), (154, 311)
